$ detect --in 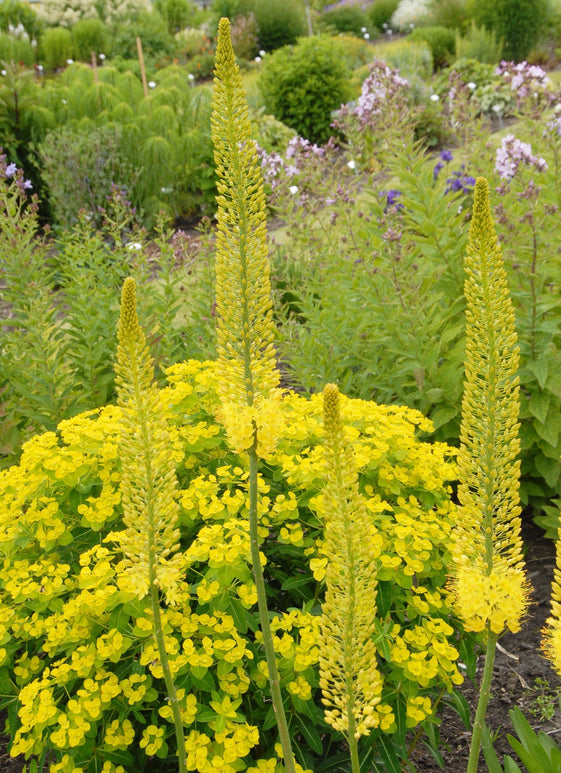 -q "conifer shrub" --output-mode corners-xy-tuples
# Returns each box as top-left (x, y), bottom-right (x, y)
(258, 35), (351, 145)
(110, 10), (176, 61)
(408, 25), (456, 68)
(71, 17), (109, 61)
(39, 26), (74, 70)
(470, 0), (550, 61)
